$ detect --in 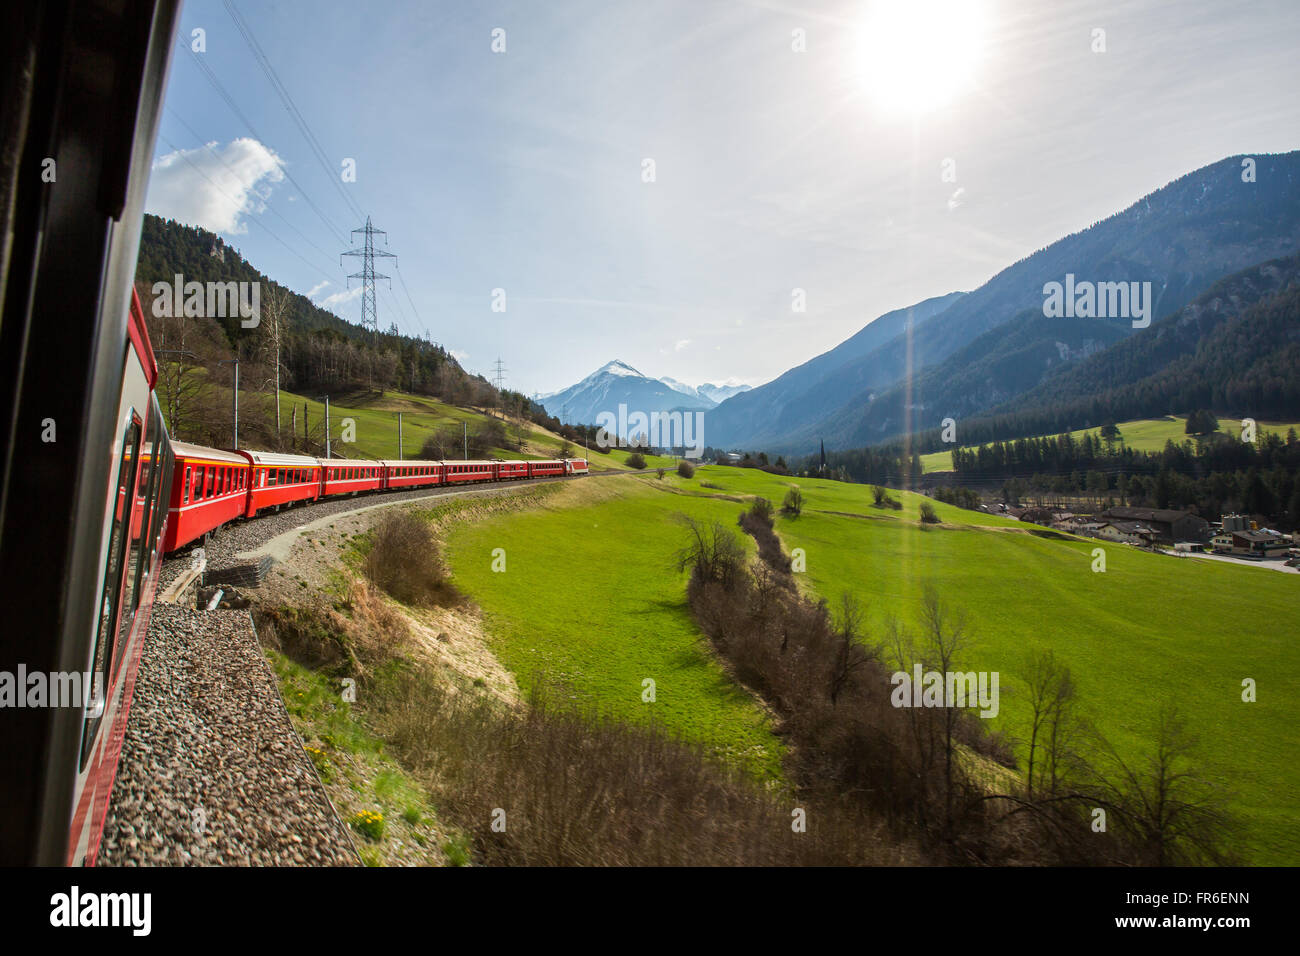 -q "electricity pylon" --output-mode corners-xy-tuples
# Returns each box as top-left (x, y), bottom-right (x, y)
(341, 216), (396, 335)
